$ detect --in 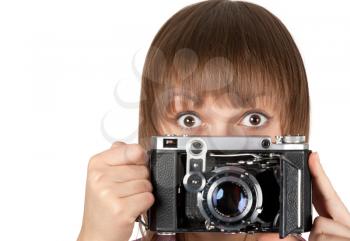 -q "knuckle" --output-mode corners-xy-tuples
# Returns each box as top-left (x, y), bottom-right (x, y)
(111, 200), (136, 226)
(313, 216), (324, 230)
(112, 201), (123, 216)
(128, 144), (146, 163)
(131, 144), (145, 155)
(98, 186), (112, 199)
(88, 154), (101, 171)
(88, 169), (104, 184)
(311, 216), (329, 236)
(111, 200), (124, 217)
(111, 141), (125, 148)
